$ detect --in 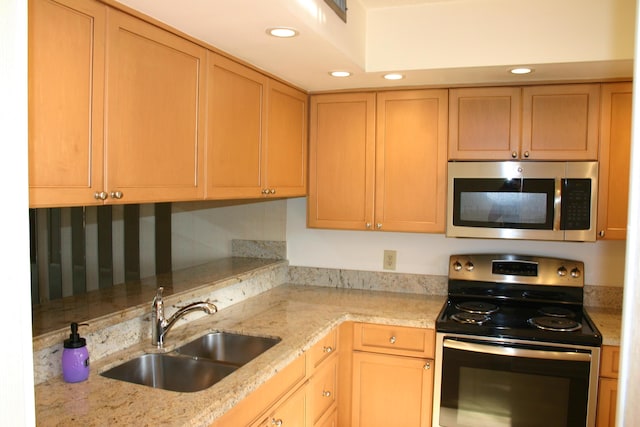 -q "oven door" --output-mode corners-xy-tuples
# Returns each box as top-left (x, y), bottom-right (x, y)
(433, 334), (600, 427)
